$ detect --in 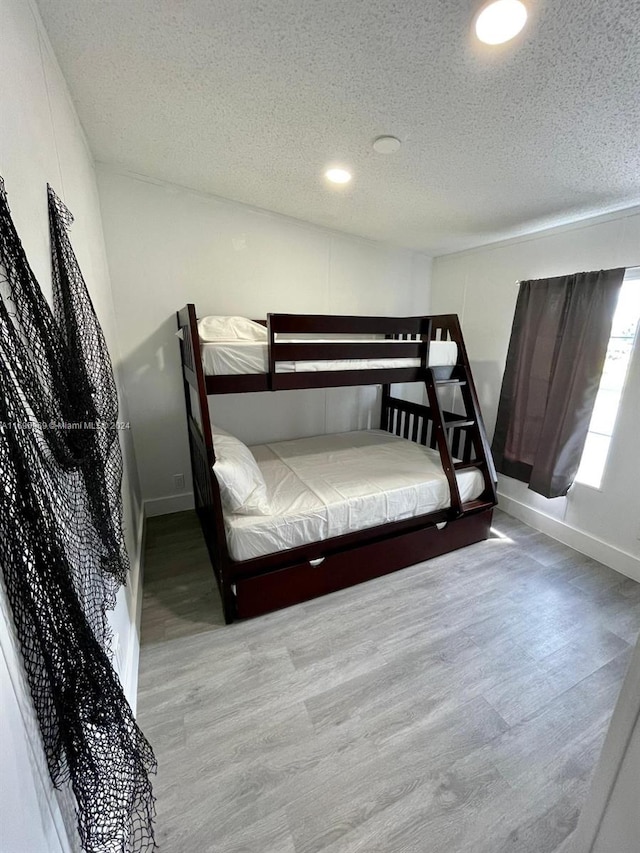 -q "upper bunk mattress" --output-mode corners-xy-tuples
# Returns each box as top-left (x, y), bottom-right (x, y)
(201, 339), (458, 376)
(225, 429), (484, 561)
